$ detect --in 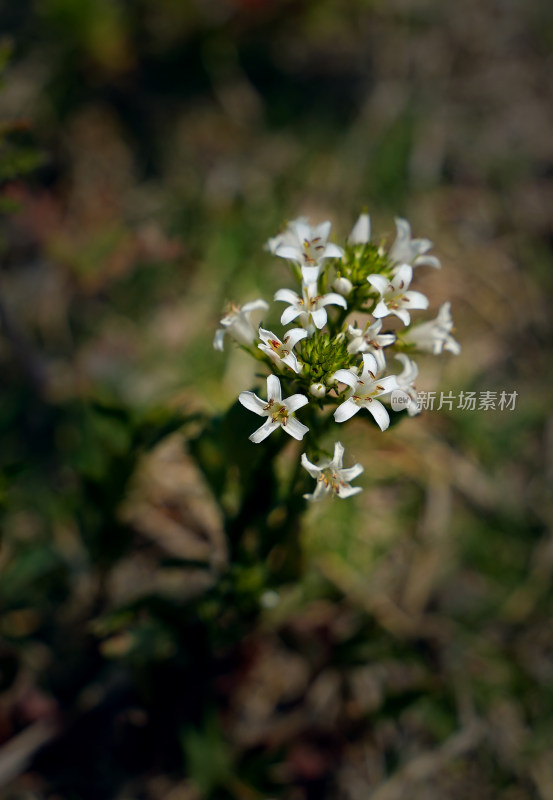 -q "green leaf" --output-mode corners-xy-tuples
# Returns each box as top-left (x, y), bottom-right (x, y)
(182, 714), (233, 795)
